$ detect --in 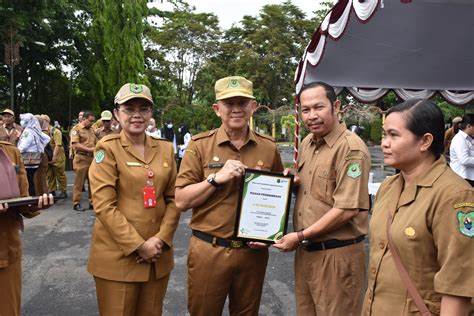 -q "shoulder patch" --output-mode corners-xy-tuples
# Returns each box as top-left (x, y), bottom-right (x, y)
(94, 150), (105, 164)
(347, 162), (362, 179)
(192, 129), (217, 141)
(454, 202), (474, 209)
(457, 211), (474, 238)
(71, 130), (78, 136)
(345, 154), (363, 161)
